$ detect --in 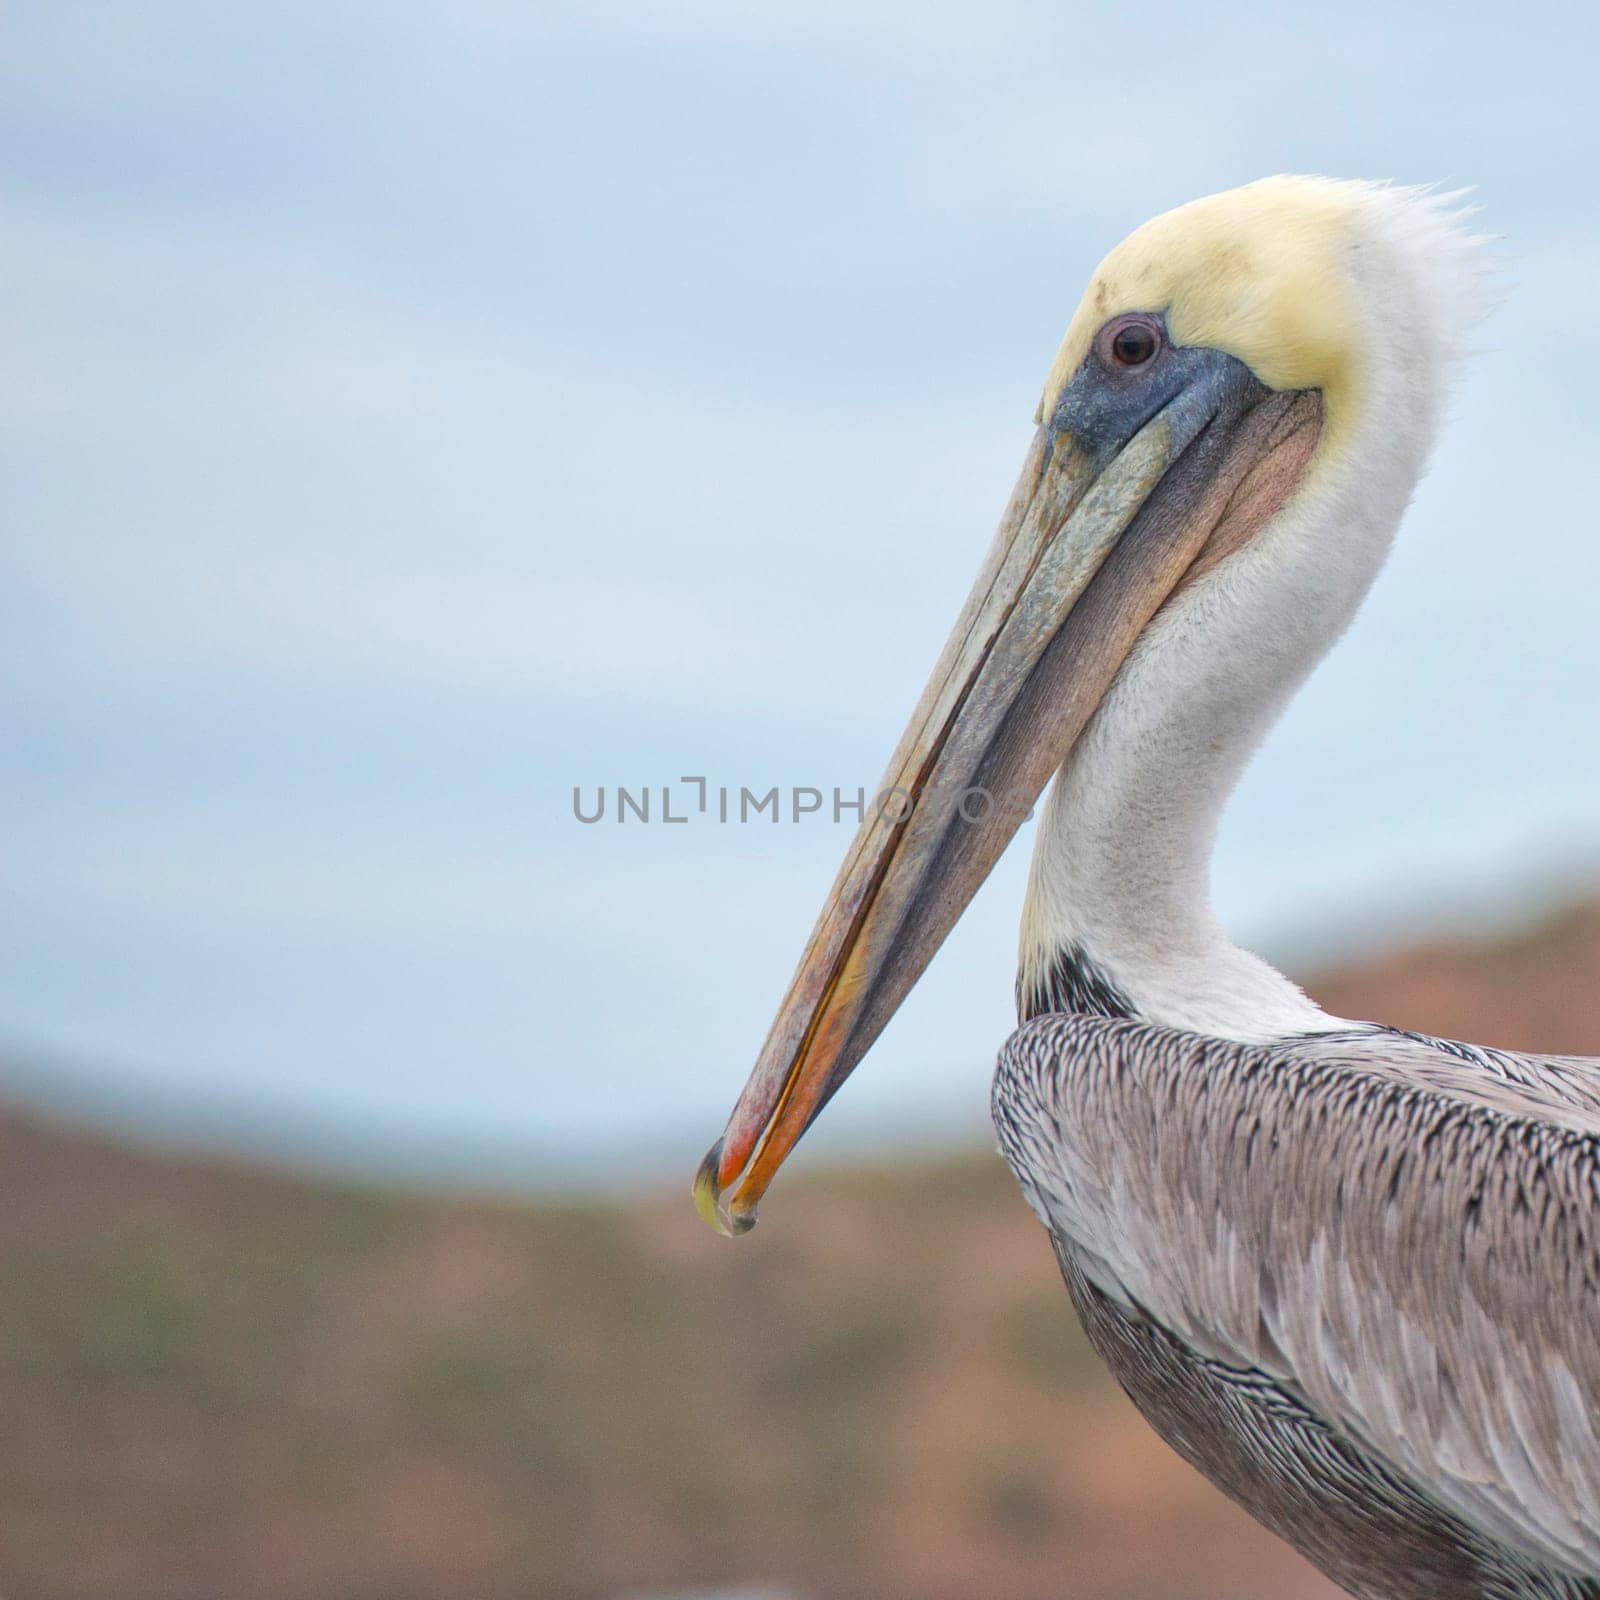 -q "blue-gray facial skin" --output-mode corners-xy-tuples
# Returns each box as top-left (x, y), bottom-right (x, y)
(1048, 314), (1273, 476)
